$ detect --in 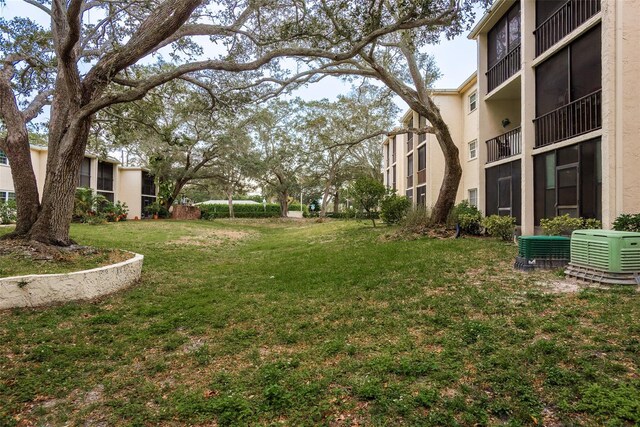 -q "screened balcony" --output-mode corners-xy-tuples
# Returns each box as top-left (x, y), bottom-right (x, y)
(534, 89), (601, 148)
(487, 44), (521, 93)
(534, 0), (601, 57)
(486, 127), (522, 164)
(486, 2), (521, 93)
